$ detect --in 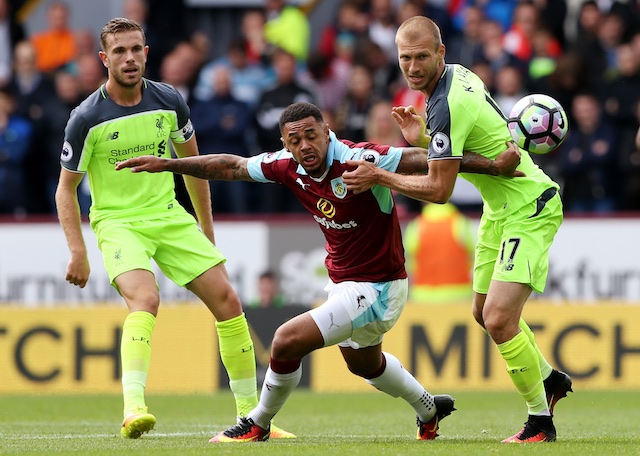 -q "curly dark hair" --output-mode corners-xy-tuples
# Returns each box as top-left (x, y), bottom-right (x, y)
(279, 102), (324, 133)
